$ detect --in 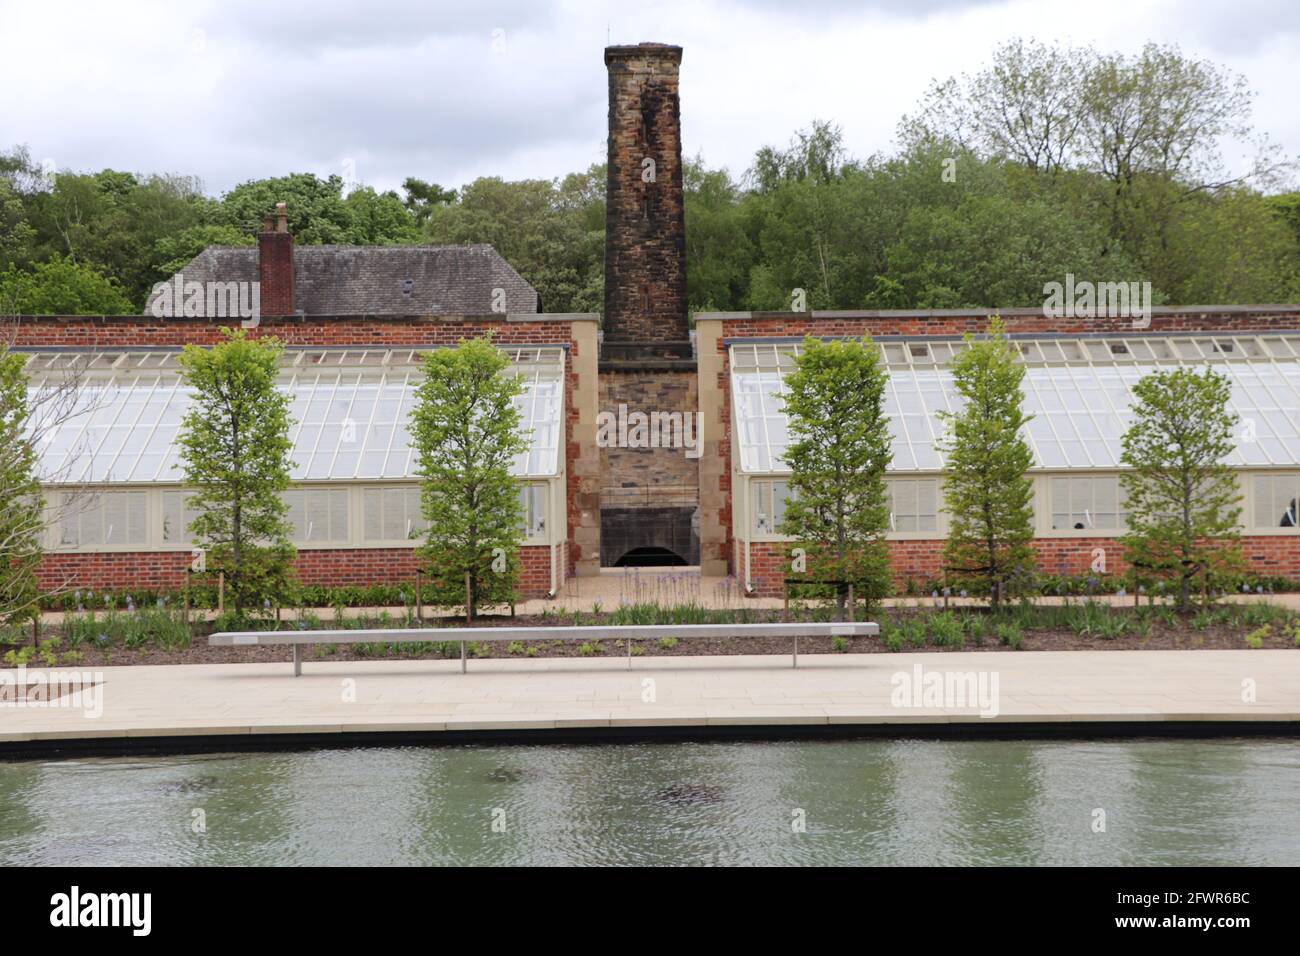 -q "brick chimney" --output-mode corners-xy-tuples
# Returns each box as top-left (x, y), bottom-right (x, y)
(258, 201), (294, 316)
(603, 43), (689, 358)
